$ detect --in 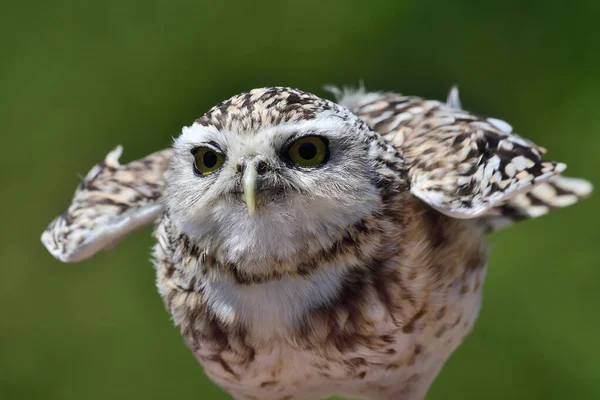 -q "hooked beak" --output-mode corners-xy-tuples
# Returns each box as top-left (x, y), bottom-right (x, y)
(243, 162), (258, 215)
